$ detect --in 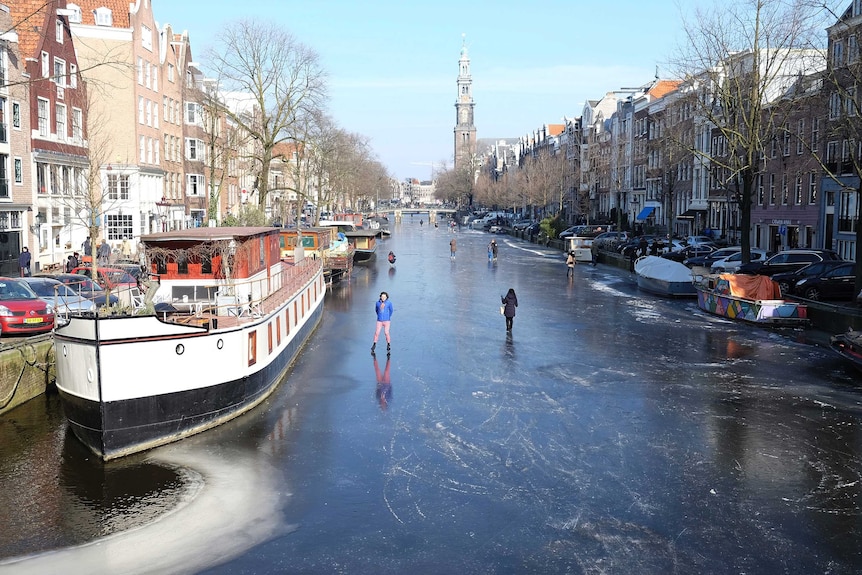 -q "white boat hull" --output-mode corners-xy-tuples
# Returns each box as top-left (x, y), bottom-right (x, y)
(54, 268), (325, 460)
